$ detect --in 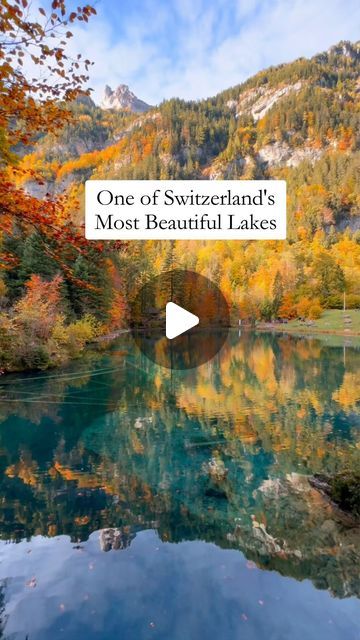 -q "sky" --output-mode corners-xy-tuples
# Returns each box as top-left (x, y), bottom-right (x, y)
(67, 0), (360, 105)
